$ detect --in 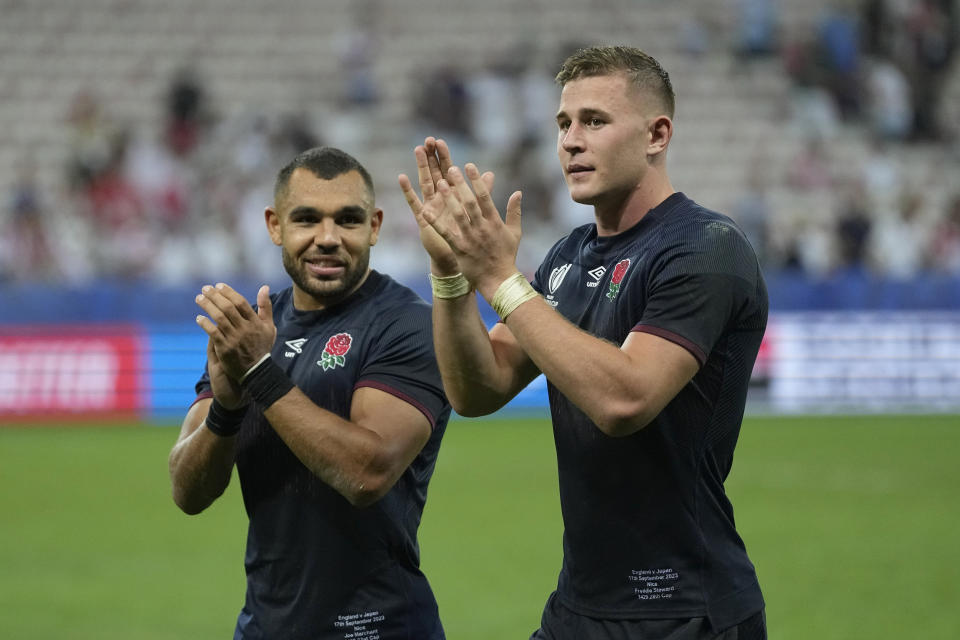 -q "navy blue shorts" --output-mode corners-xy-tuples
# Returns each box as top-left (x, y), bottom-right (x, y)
(530, 592), (766, 640)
